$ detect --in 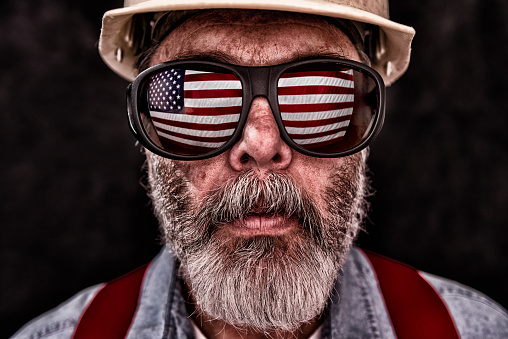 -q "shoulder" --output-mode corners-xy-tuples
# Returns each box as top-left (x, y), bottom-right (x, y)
(10, 284), (102, 339)
(11, 248), (174, 339)
(421, 272), (508, 338)
(349, 248), (508, 339)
